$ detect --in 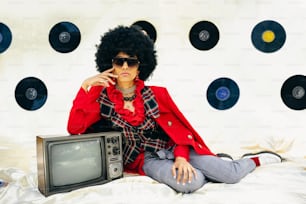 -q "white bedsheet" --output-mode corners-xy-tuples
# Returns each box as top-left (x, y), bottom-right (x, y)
(1, 138), (305, 204)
